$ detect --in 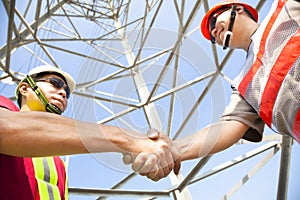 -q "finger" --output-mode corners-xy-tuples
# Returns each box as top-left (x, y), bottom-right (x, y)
(122, 154), (132, 165)
(172, 149), (181, 175)
(173, 158), (181, 175)
(147, 149), (172, 181)
(132, 153), (148, 172)
(147, 129), (160, 140)
(149, 166), (169, 181)
(158, 148), (174, 176)
(146, 164), (160, 181)
(136, 153), (157, 174)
